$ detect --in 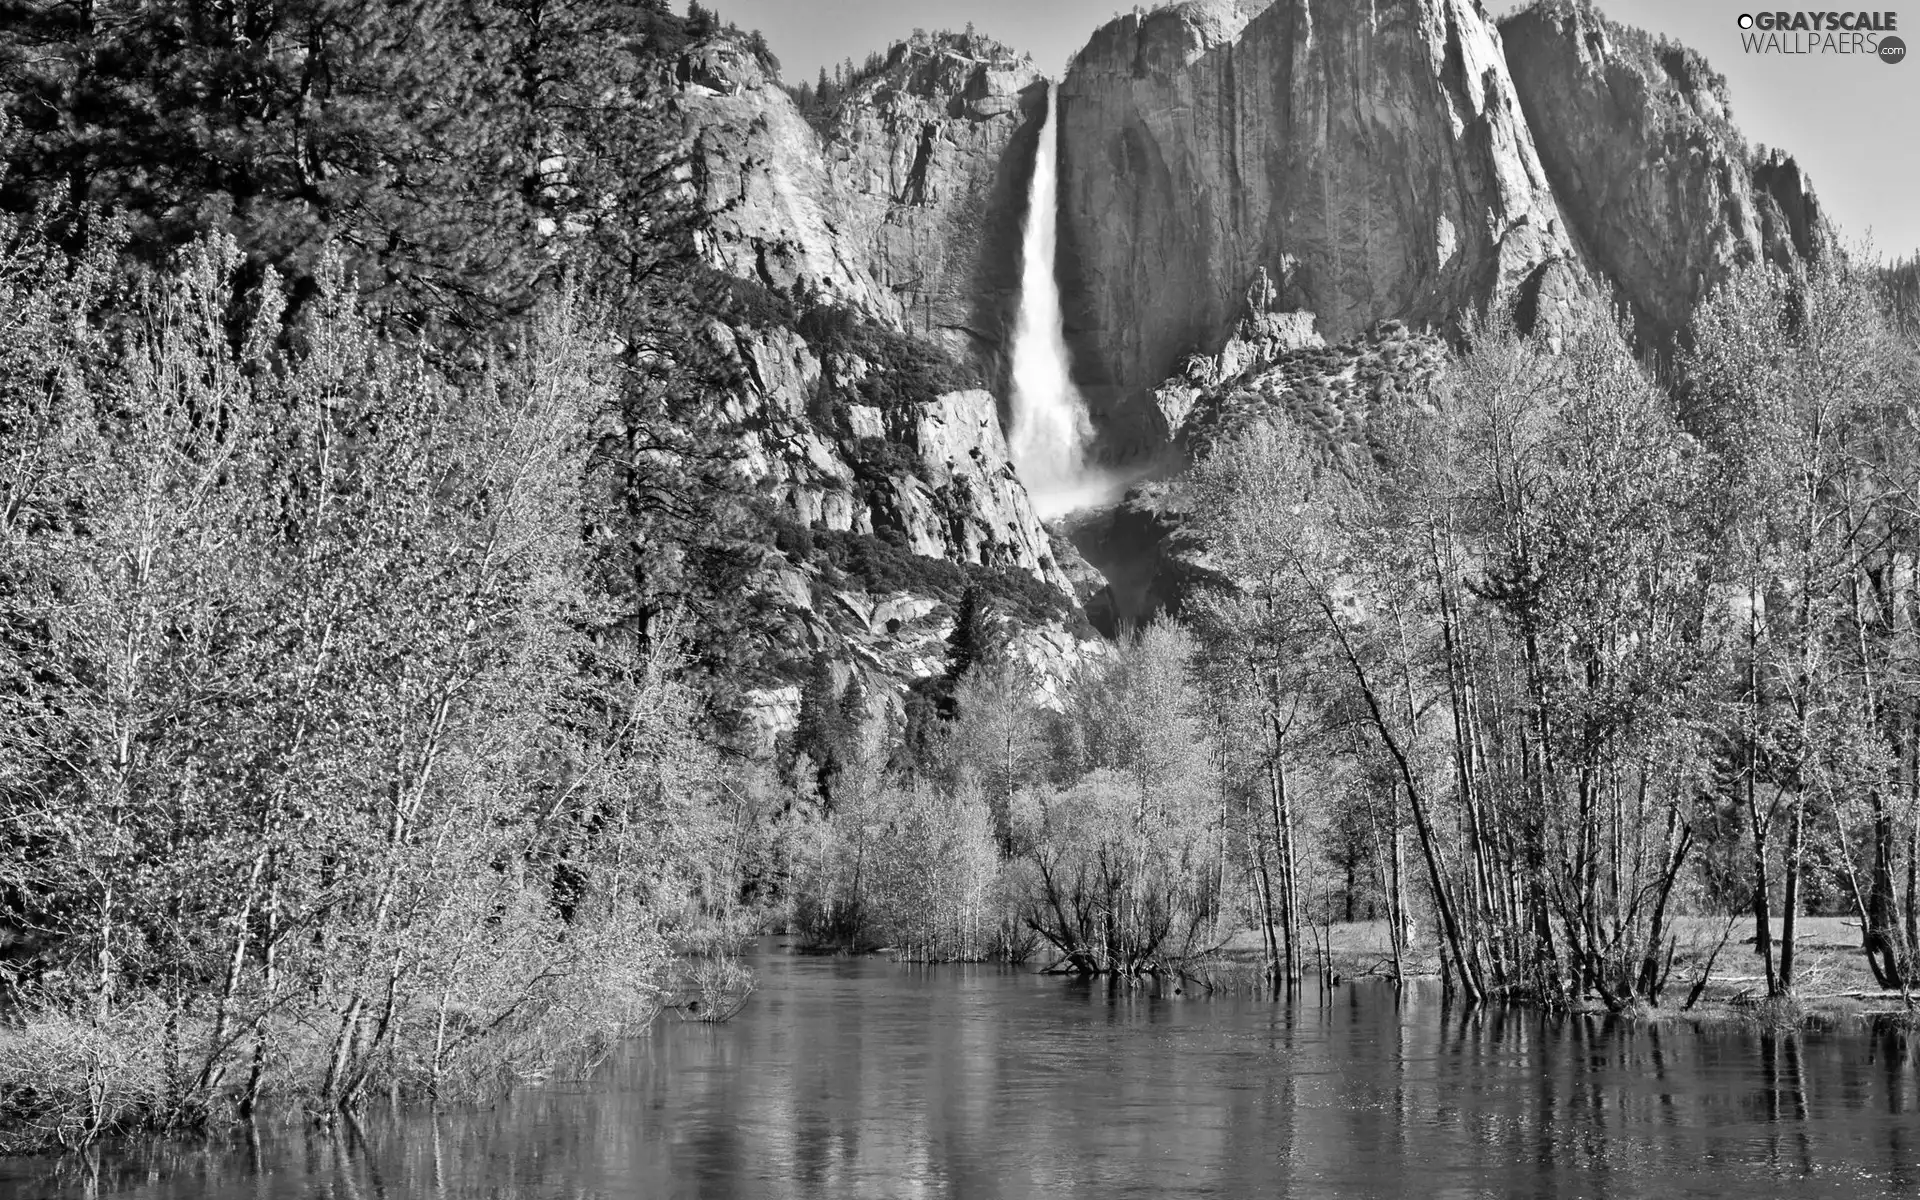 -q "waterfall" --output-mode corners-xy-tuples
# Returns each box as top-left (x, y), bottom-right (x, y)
(1008, 85), (1105, 519)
